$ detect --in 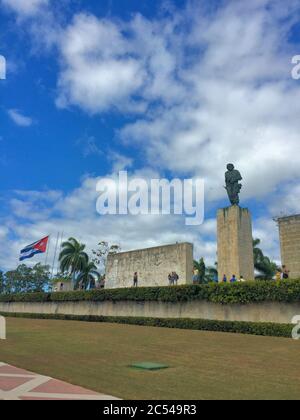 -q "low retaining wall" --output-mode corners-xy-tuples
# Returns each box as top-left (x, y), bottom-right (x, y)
(0, 300), (299, 324)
